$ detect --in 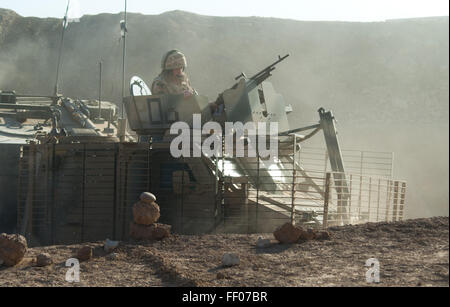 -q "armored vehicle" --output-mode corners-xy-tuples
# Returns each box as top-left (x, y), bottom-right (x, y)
(0, 90), (129, 234)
